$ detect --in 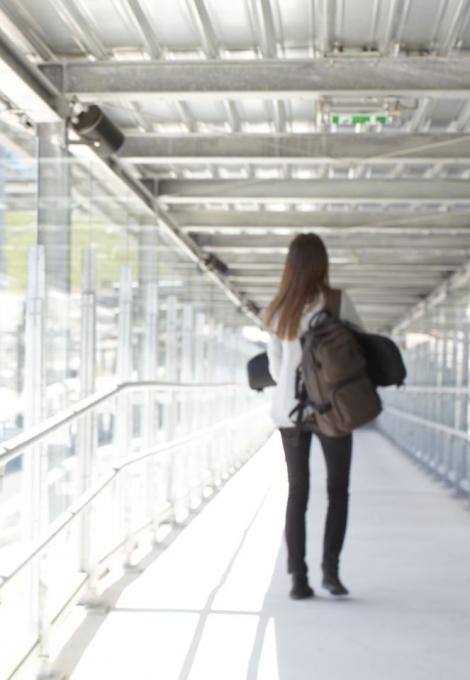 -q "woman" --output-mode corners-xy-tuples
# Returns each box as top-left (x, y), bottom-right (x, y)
(264, 233), (364, 600)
